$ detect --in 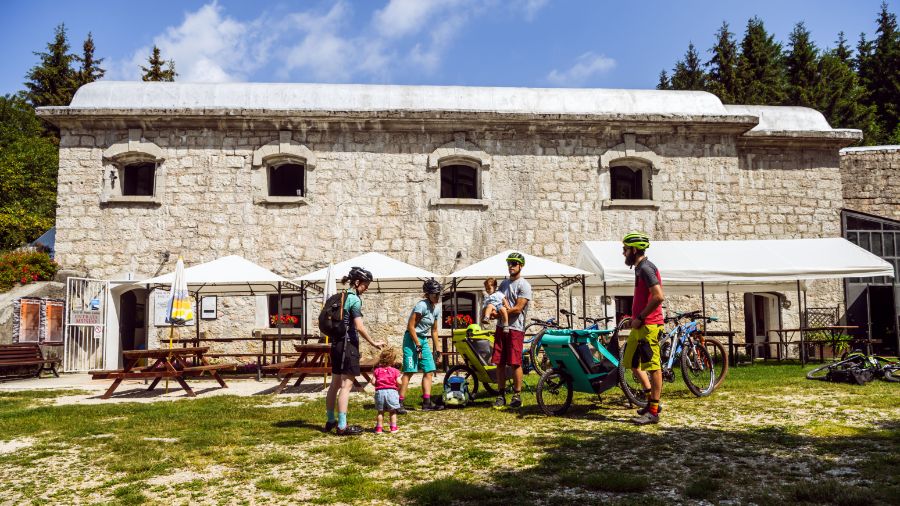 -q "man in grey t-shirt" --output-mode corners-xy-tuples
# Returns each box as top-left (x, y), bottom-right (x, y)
(490, 251), (532, 409)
